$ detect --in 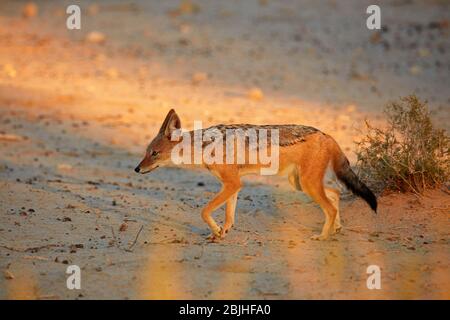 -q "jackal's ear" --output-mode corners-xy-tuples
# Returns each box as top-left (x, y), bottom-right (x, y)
(159, 109), (181, 138)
